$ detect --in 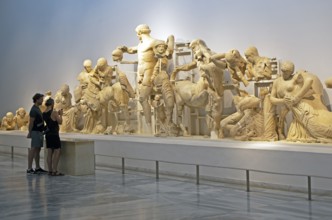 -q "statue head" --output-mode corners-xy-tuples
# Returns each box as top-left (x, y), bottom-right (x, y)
(45, 91), (52, 96)
(153, 40), (167, 57)
(135, 24), (151, 35)
(60, 84), (70, 96)
(189, 39), (207, 52)
(42, 91), (52, 106)
(225, 49), (241, 64)
(112, 48), (123, 62)
(83, 59), (92, 72)
(154, 94), (161, 101)
(97, 57), (108, 71)
(189, 39), (211, 61)
(96, 57), (109, 83)
(5, 112), (14, 122)
(16, 108), (26, 117)
(244, 46), (259, 63)
(280, 61), (295, 80)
